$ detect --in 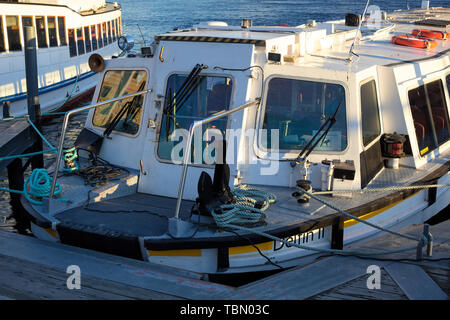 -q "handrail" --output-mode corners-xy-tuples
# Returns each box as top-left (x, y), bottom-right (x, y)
(49, 88), (153, 198)
(174, 98), (260, 219)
